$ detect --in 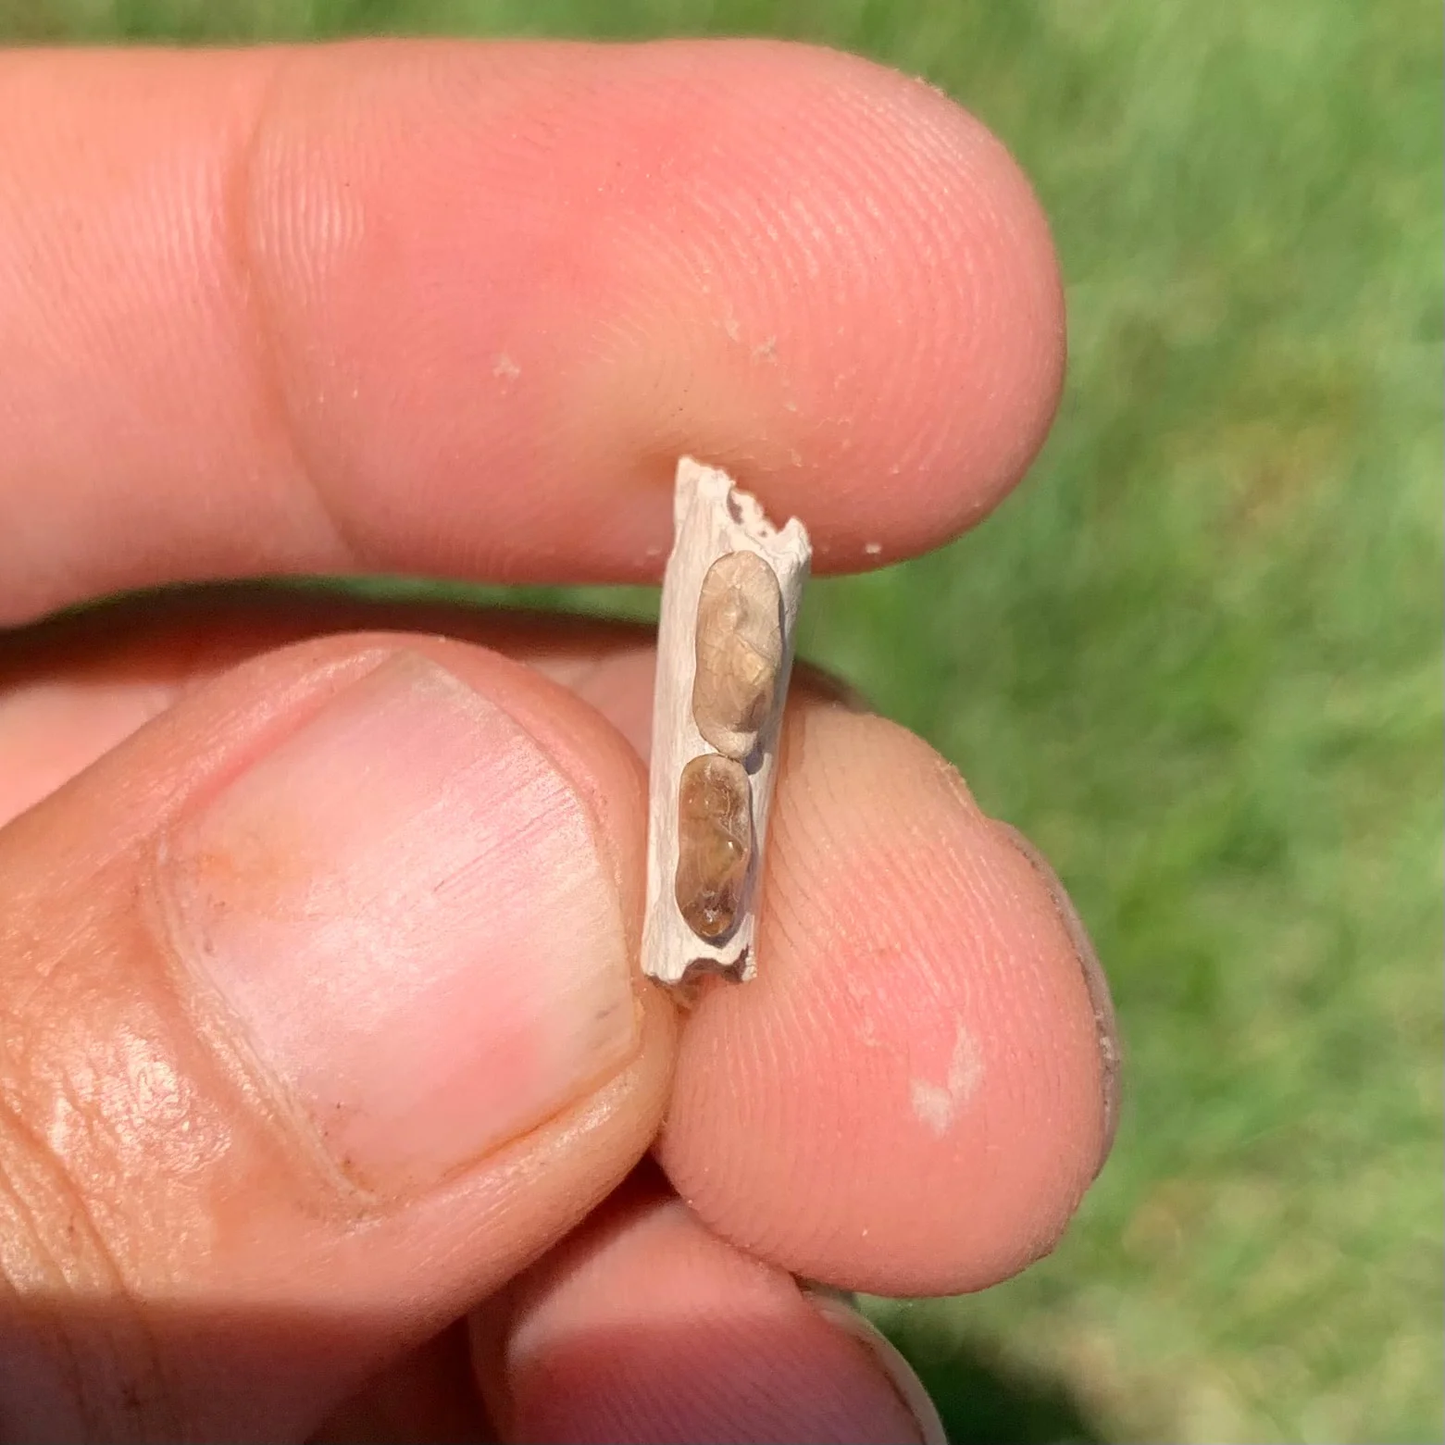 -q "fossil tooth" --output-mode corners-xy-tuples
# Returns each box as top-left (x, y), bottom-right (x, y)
(691, 550), (784, 760)
(674, 753), (753, 940)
